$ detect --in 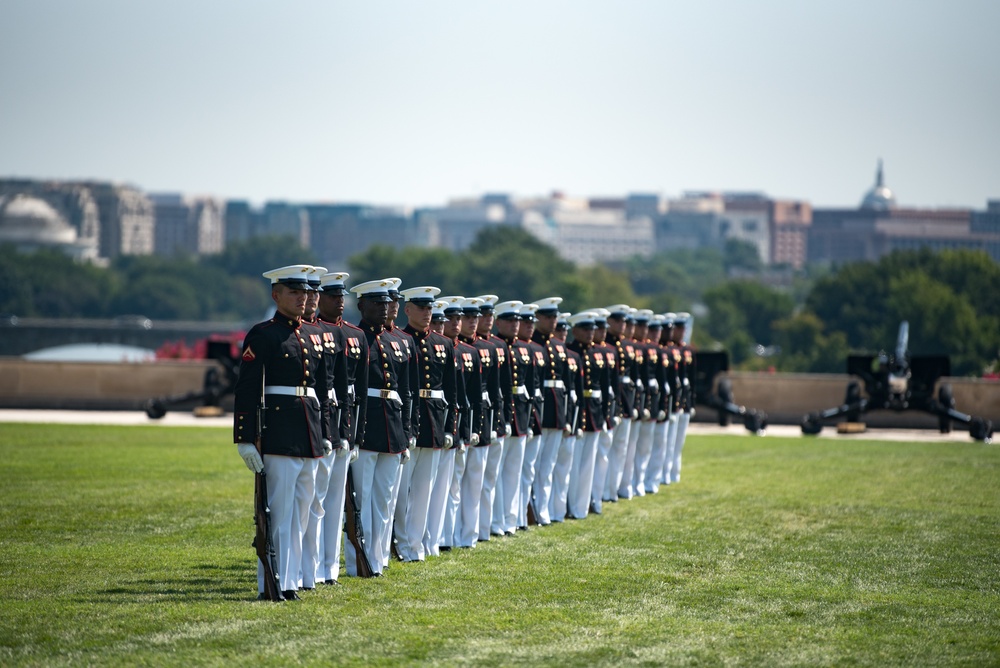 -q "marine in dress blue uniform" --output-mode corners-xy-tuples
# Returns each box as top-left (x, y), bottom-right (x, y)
(234, 264), (335, 600)
(395, 286), (460, 562)
(529, 297), (575, 526)
(343, 278), (414, 576)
